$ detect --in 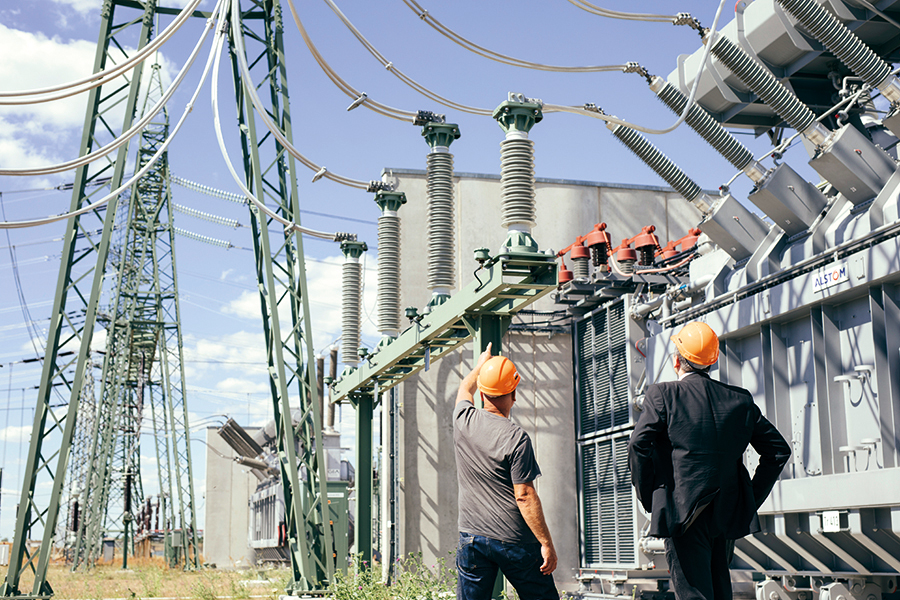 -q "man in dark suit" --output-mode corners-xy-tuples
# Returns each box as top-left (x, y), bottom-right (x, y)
(628, 322), (791, 600)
